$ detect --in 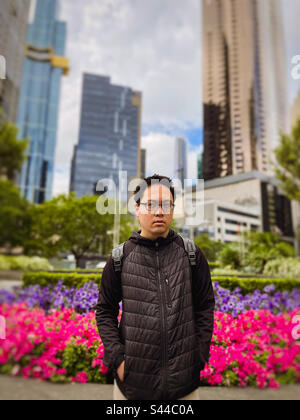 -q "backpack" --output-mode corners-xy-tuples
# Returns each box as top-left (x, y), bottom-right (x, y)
(111, 234), (197, 273)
